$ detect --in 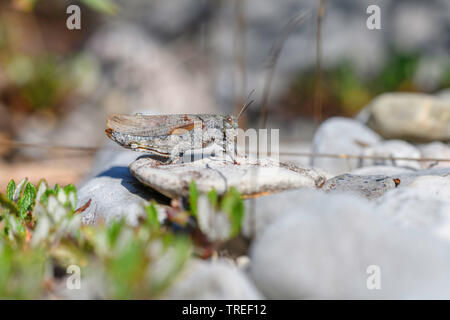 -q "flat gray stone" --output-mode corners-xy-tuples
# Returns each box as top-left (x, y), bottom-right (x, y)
(130, 157), (328, 198)
(322, 168), (450, 200)
(322, 174), (399, 200)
